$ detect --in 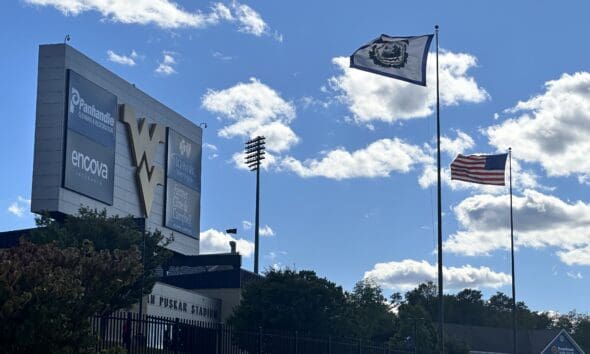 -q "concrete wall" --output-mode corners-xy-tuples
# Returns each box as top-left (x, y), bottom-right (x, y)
(31, 44), (201, 255)
(195, 288), (242, 323)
